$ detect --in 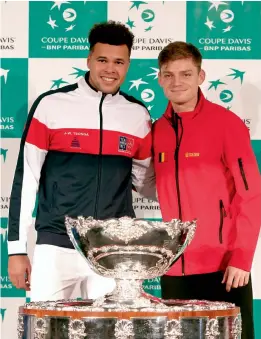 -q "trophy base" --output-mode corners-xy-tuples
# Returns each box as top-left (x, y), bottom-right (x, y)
(19, 299), (242, 338)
